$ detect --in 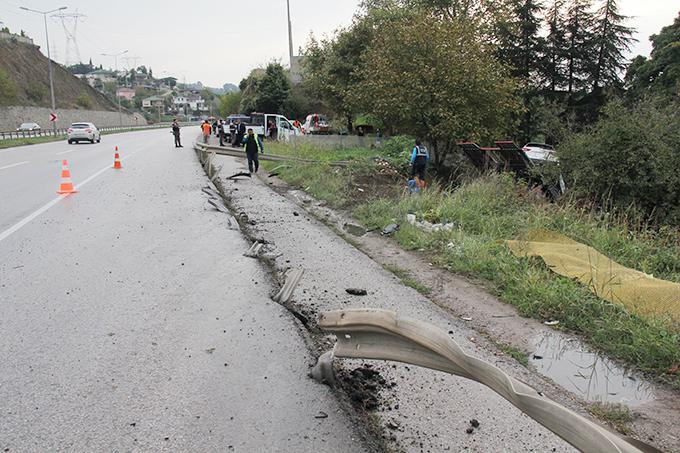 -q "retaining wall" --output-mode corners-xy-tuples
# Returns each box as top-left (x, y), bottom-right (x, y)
(0, 106), (145, 131)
